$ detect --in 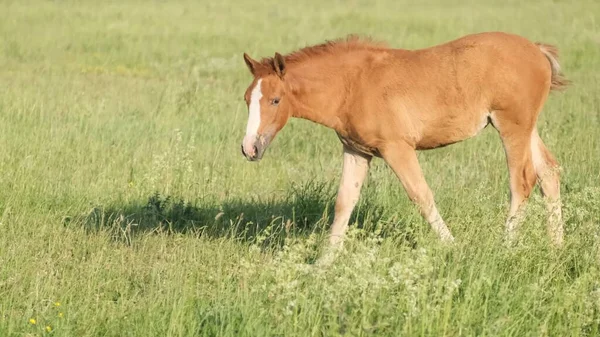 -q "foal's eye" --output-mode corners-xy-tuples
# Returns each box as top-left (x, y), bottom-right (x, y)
(271, 98), (281, 106)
